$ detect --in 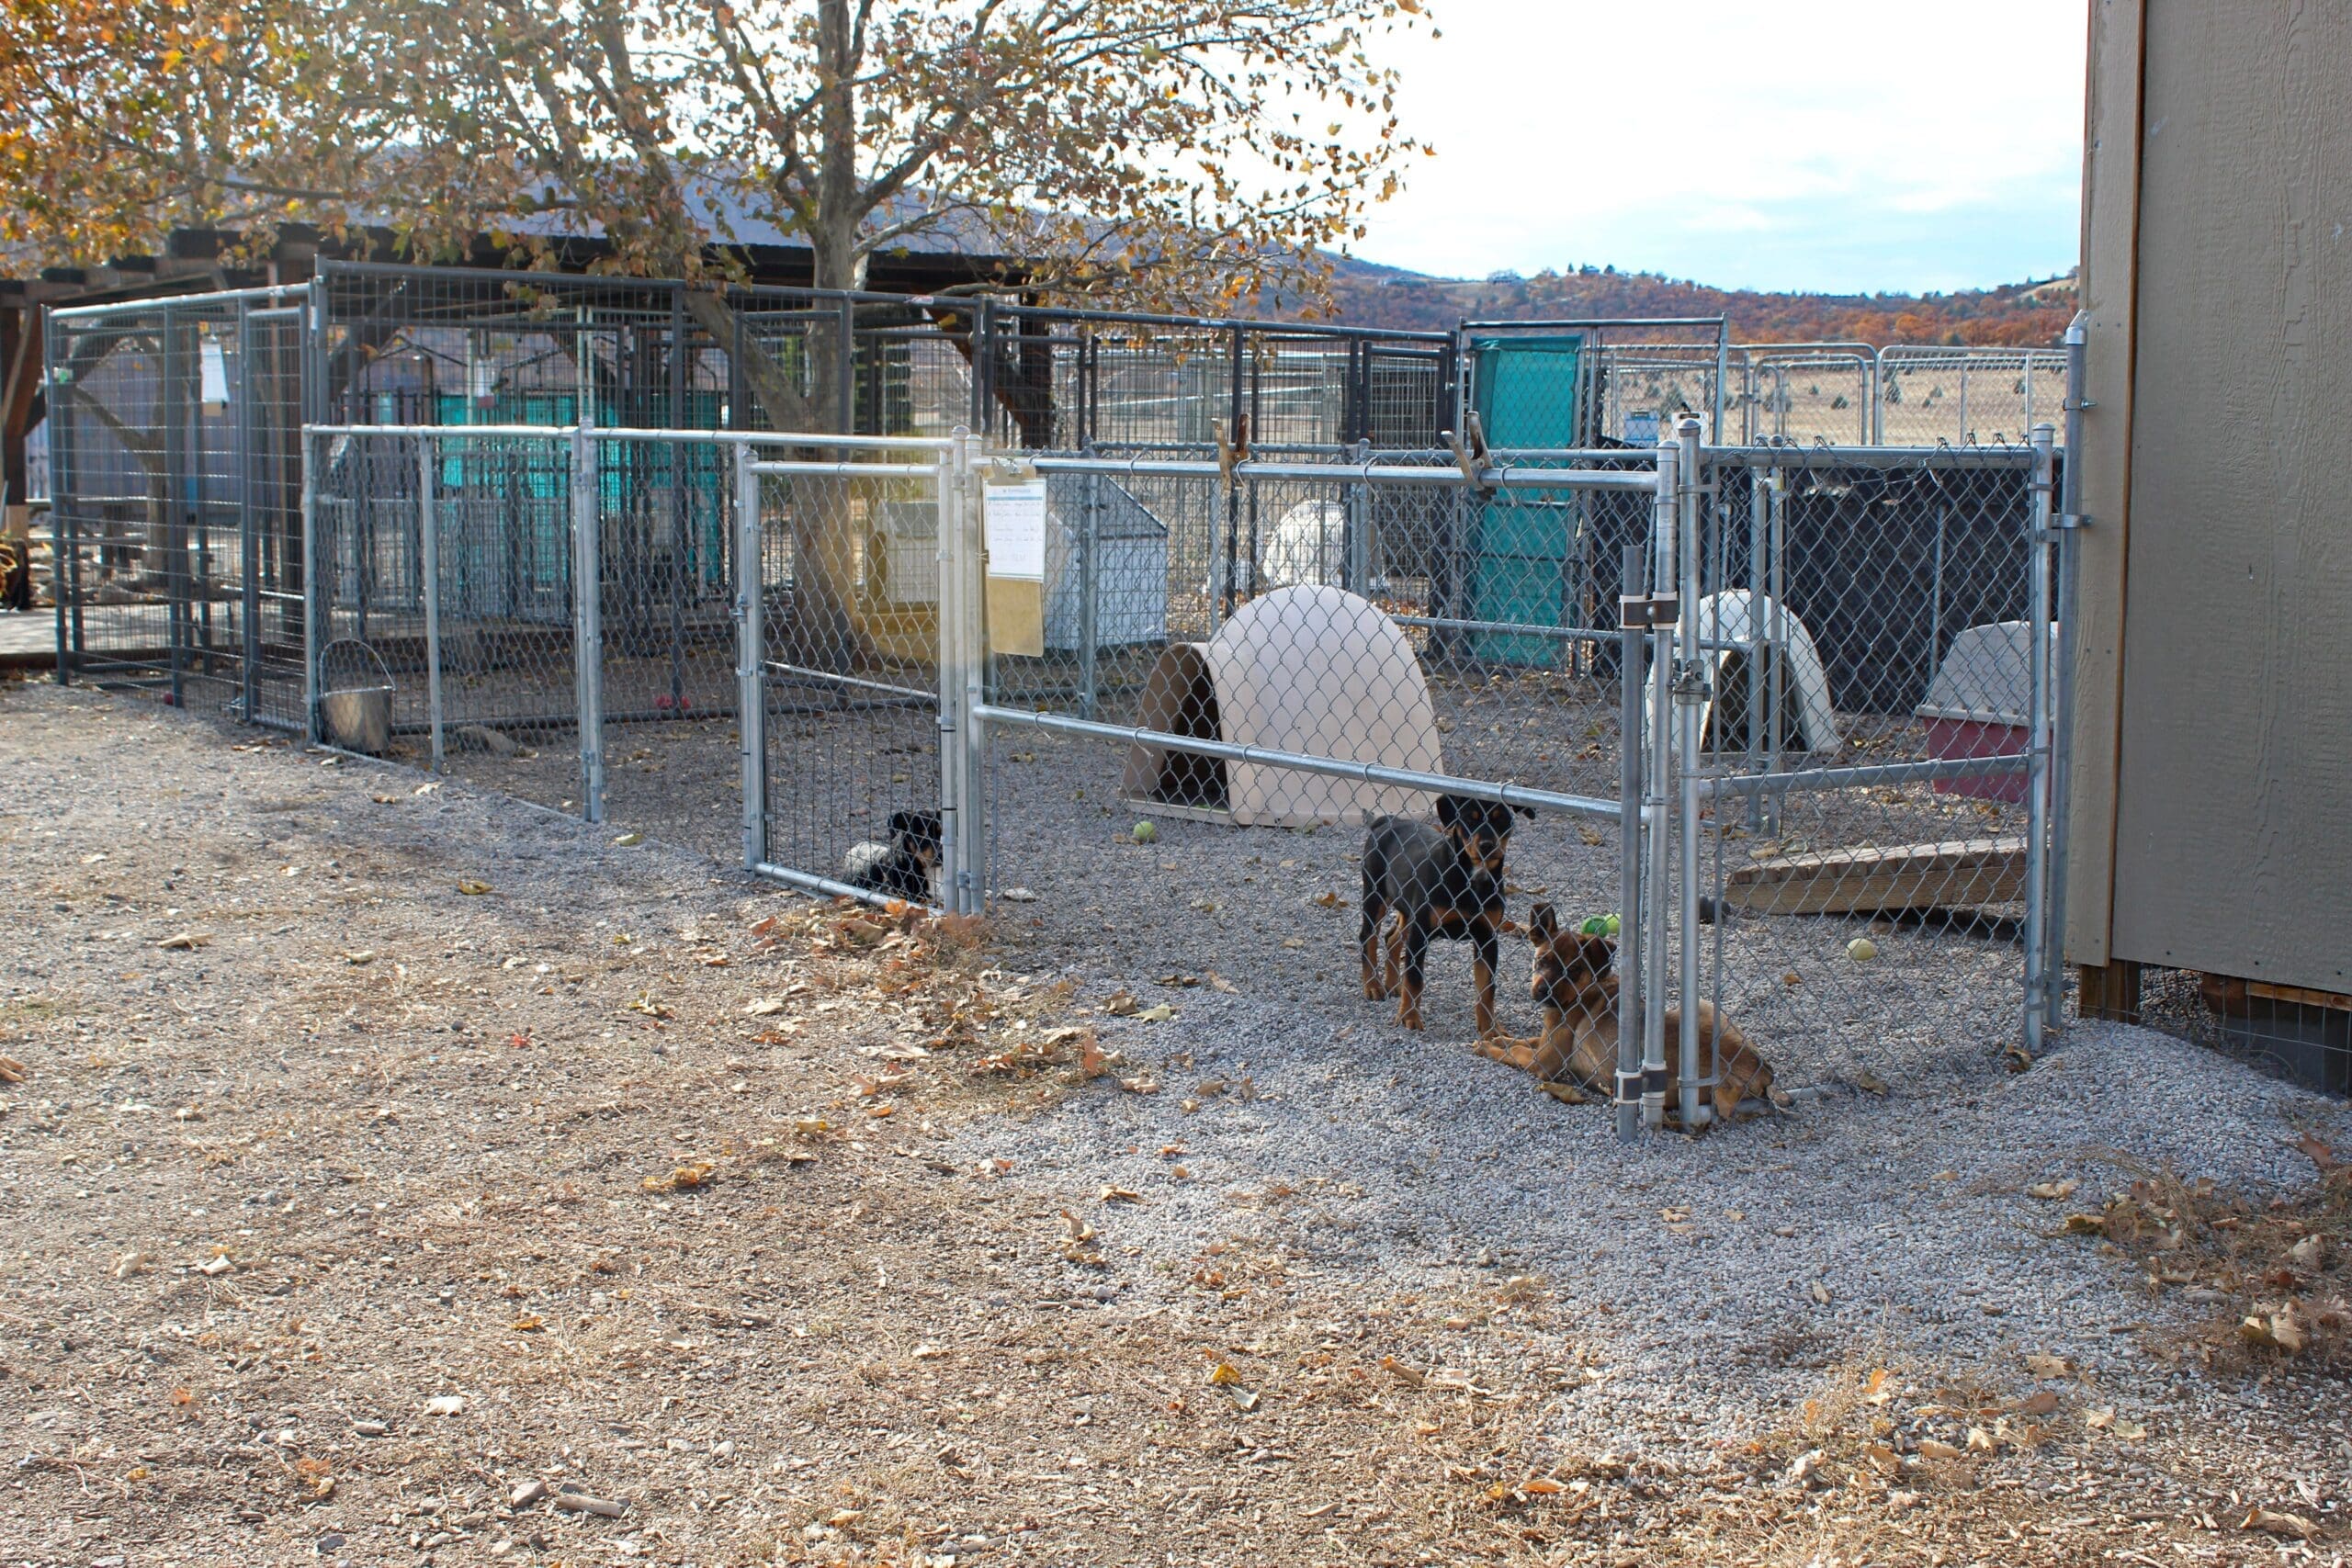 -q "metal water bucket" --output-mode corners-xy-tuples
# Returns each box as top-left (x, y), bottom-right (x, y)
(319, 639), (395, 754)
